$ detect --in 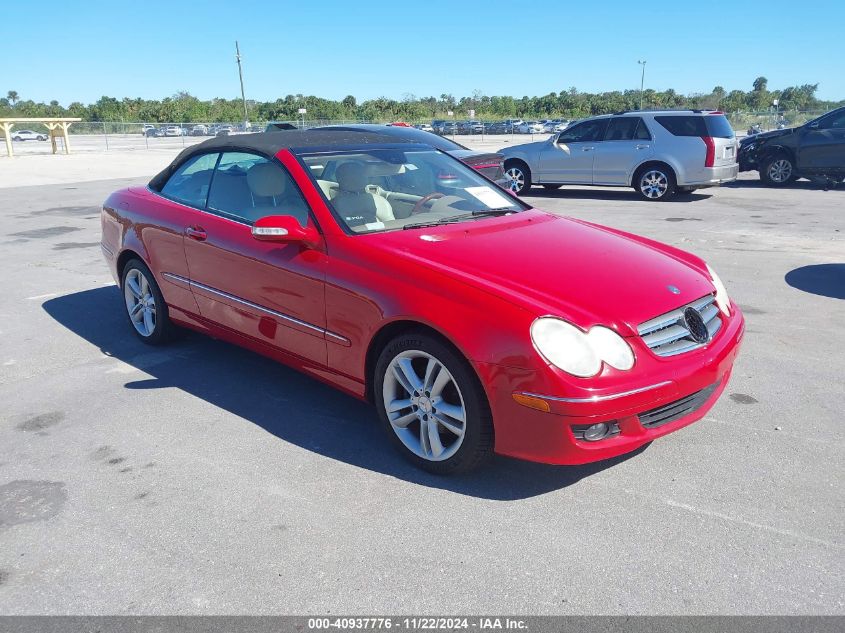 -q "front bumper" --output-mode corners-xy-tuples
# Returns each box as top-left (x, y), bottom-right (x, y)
(474, 306), (745, 465)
